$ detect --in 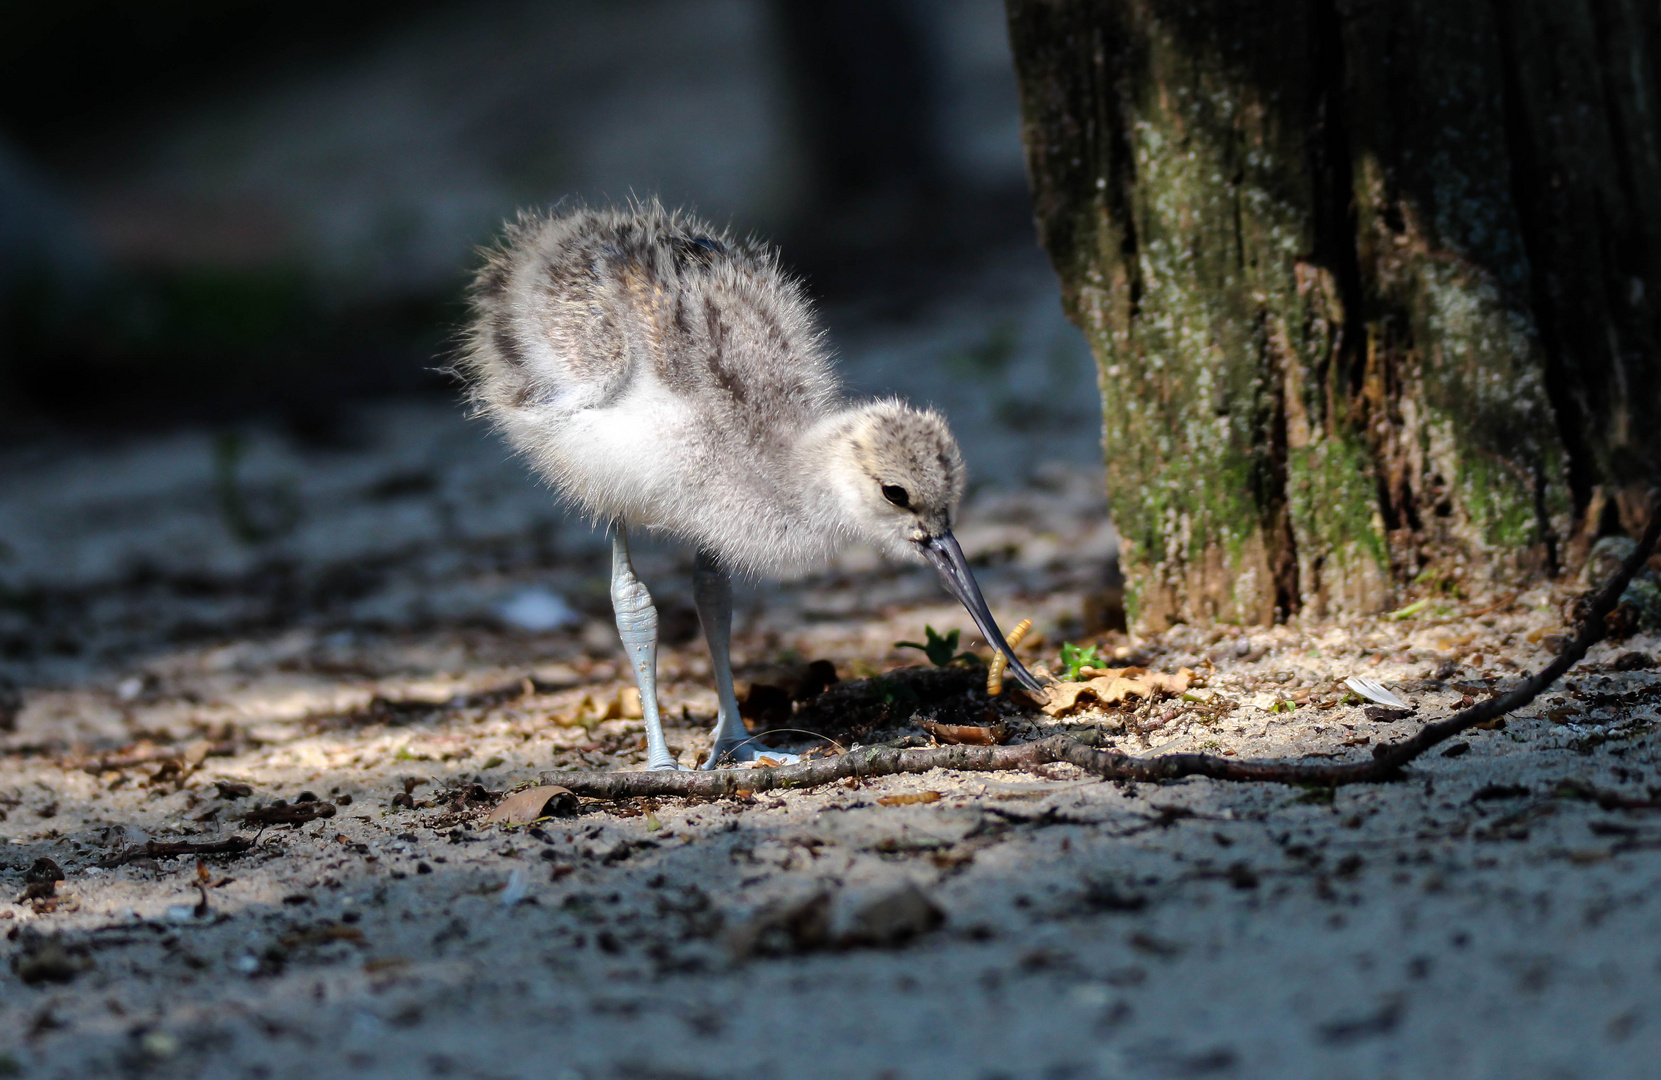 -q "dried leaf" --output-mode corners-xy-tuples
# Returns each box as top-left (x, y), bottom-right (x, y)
(555, 694), (599, 726)
(556, 690), (633, 726)
(877, 791), (942, 806)
(486, 785), (578, 824)
(1041, 667), (1195, 716)
(918, 720), (1007, 745)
